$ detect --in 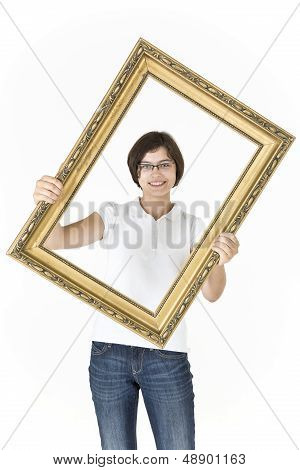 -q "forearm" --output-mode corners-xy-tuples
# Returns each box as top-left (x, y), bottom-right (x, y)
(43, 212), (102, 250)
(201, 263), (226, 302)
(43, 222), (63, 250)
